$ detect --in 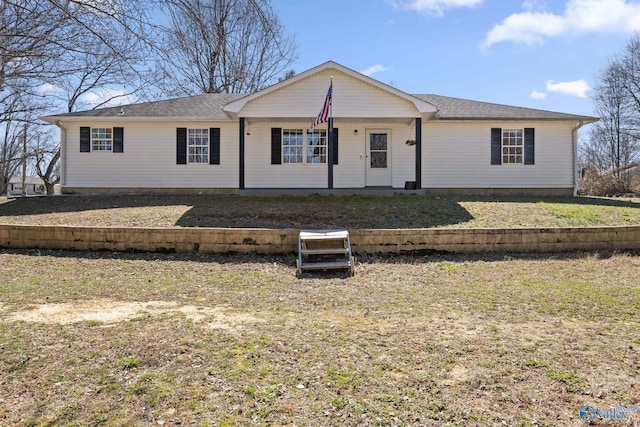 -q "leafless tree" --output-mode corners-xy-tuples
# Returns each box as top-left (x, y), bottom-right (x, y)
(157, 0), (297, 95)
(582, 35), (640, 194)
(2, 0), (157, 194)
